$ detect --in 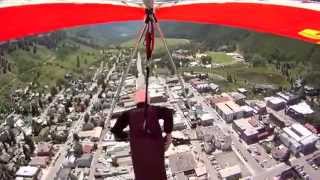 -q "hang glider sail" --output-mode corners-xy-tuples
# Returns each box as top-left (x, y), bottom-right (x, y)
(0, 0), (320, 44)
